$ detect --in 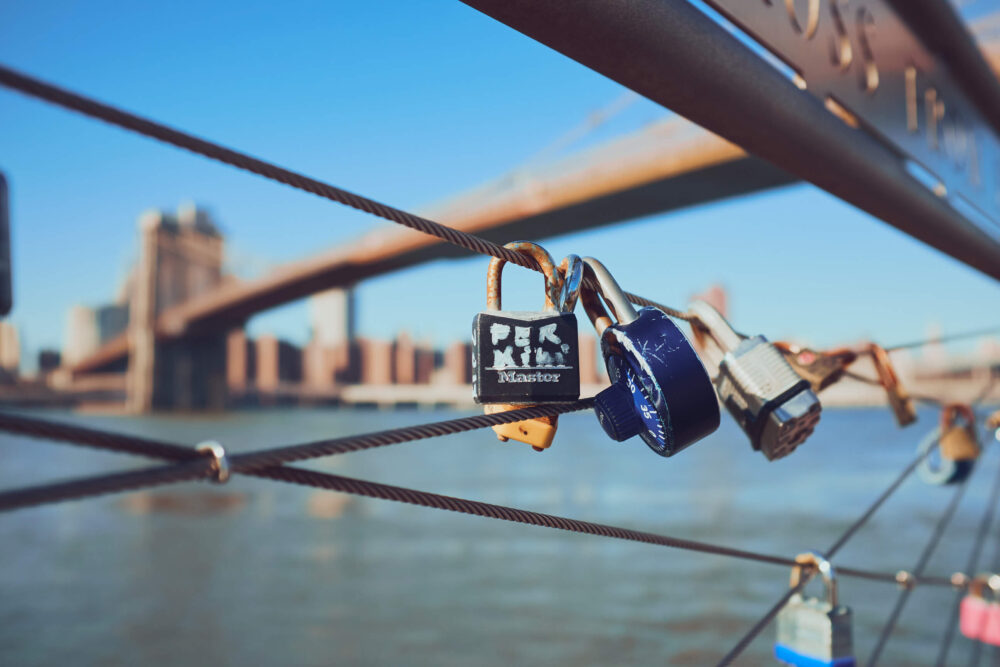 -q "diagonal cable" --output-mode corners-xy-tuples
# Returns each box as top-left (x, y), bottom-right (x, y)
(0, 64), (690, 321)
(866, 477), (970, 666)
(716, 445), (935, 666)
(934, 450), (1000, 666)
